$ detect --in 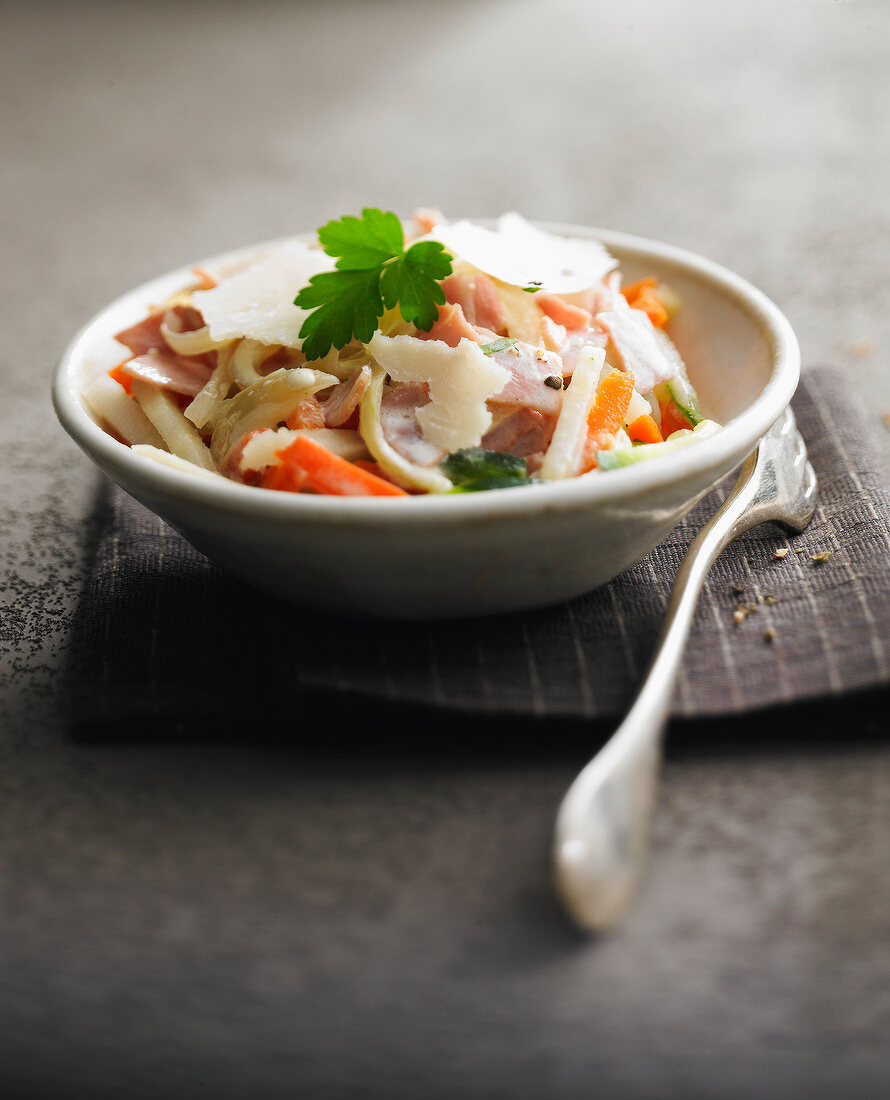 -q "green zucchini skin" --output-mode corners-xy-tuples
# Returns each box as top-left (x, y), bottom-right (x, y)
(597, 420), (720, 470)
(666, 375), (703, 425)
